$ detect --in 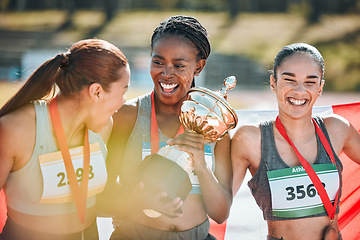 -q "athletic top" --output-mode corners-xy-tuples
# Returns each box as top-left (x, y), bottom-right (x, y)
(4, 100), (107, 216)
(119, 93), (216, 194)
(248, 117), (343, 221)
